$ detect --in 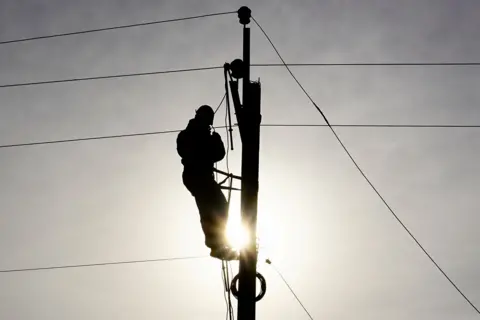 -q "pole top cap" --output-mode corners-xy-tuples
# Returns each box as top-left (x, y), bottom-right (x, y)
(238, 6), (251, 25)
